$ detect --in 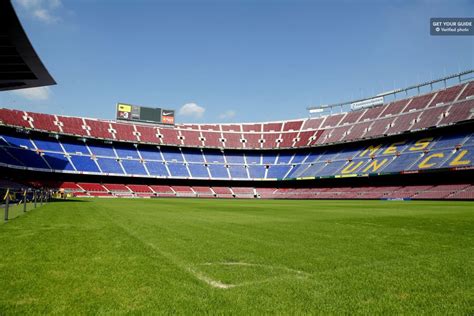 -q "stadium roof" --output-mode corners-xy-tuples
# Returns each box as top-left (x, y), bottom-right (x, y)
(0, 0), (56, 91)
